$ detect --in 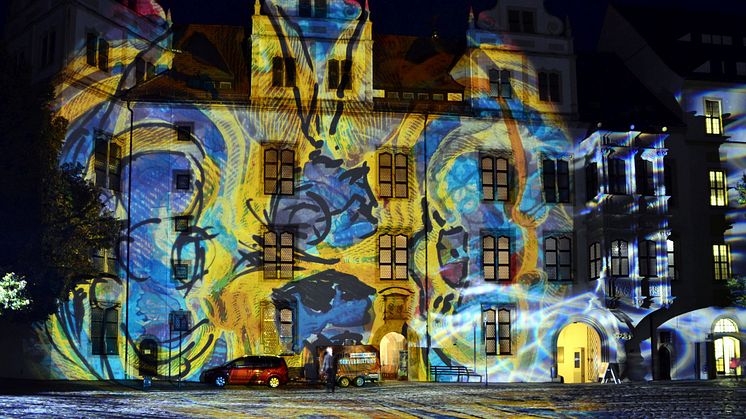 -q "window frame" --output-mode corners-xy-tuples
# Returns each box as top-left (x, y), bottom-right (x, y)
(91, 306), (118, 355)
(378, 151), (409, 198)
(543, 158), (570, 203)
(713, 243), (731, 280)
(497, 308), (512, 355)
(545, 235), (572, 281)
(174, 215), (192, 233)
(263, 146), (296, 196)
(709, 169), (728, 207)
(483, 234), (511, 282)
(638, 240), (657, 278)
(608, 157), (627, 195)
(704, 99), (723, 135)
(635, 155), (655, 196)
(589, 242), (601, 280)
(484, 308), (497, 355)
(488, 68), (512, 98)
(538, 71), (561, 103)
(379, 233), (409, 280)
(263, 229), (295, 280)
(667, 238), (677, 280)
(480, 153), (510, 202)
(610, 240), (629, 277)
